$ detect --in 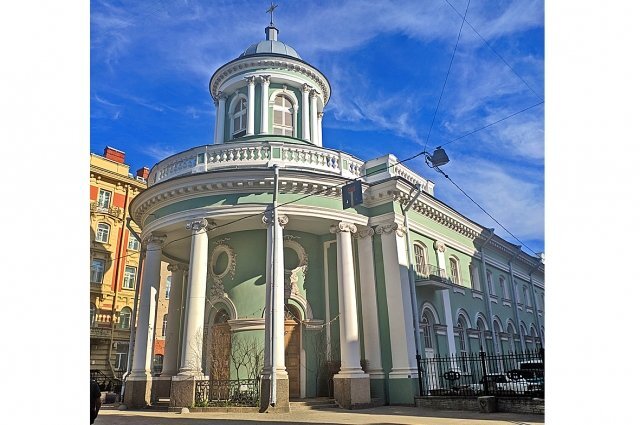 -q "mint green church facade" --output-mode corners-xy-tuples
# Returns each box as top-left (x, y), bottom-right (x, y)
(124, 23), (544, 411)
